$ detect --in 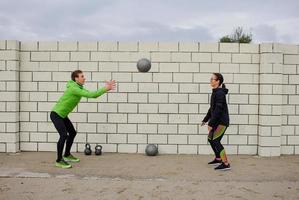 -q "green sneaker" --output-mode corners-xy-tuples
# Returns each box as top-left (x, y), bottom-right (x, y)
(63, 154), (80, 163)
(55, 160), (72, 169)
